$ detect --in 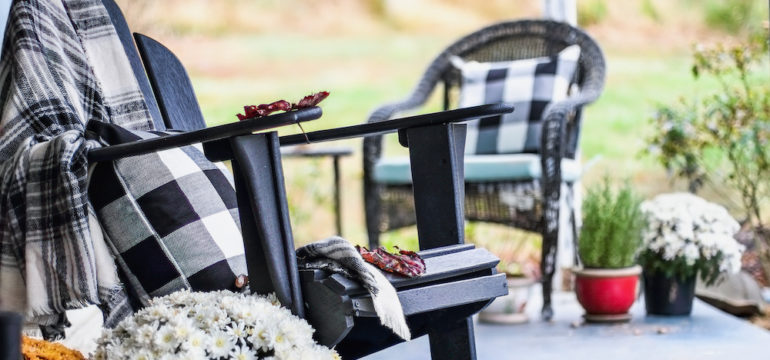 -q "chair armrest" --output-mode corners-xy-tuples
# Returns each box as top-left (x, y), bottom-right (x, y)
(87, 107), (323, 162)
(279, 103), (514, 146)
